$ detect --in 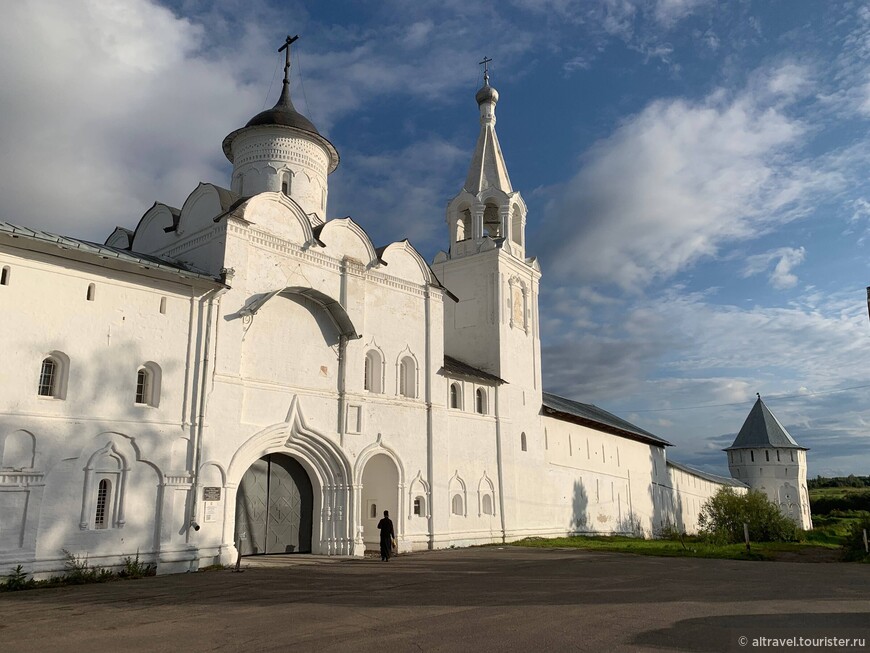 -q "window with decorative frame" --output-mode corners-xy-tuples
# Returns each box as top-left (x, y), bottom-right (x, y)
(80, 443), (127, 531)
